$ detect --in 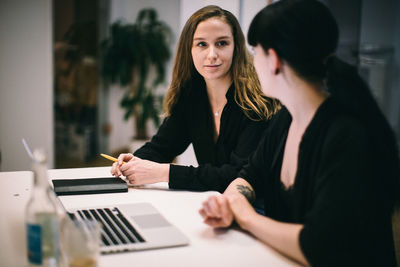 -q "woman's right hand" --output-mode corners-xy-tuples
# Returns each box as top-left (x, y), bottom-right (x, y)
(110, 153), (134, 177)
(199, 195), (234, 228)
